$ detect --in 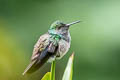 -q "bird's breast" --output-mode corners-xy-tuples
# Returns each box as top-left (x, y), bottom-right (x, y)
(56, 39), (71, 59)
